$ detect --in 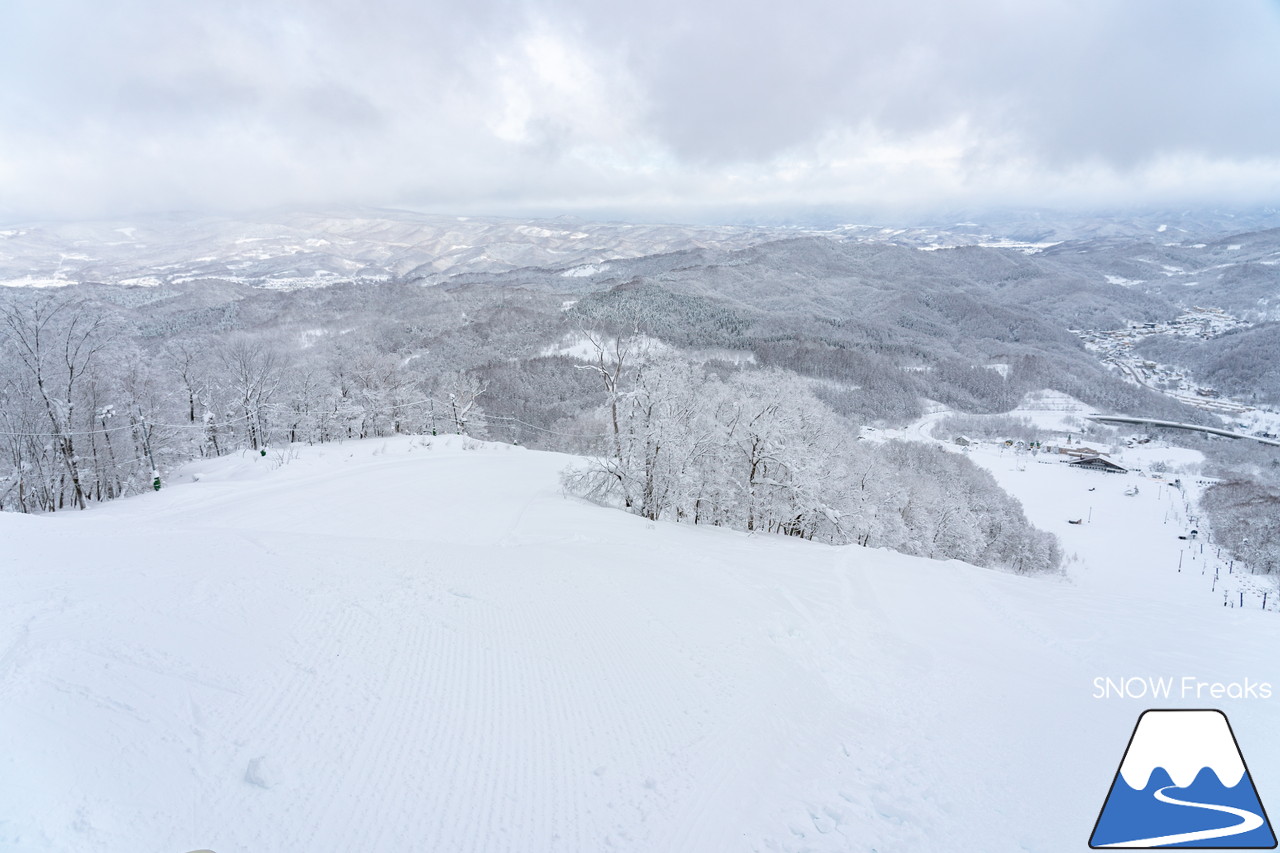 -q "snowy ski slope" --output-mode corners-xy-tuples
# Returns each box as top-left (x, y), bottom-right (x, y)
(2, 432), (1278, 852)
